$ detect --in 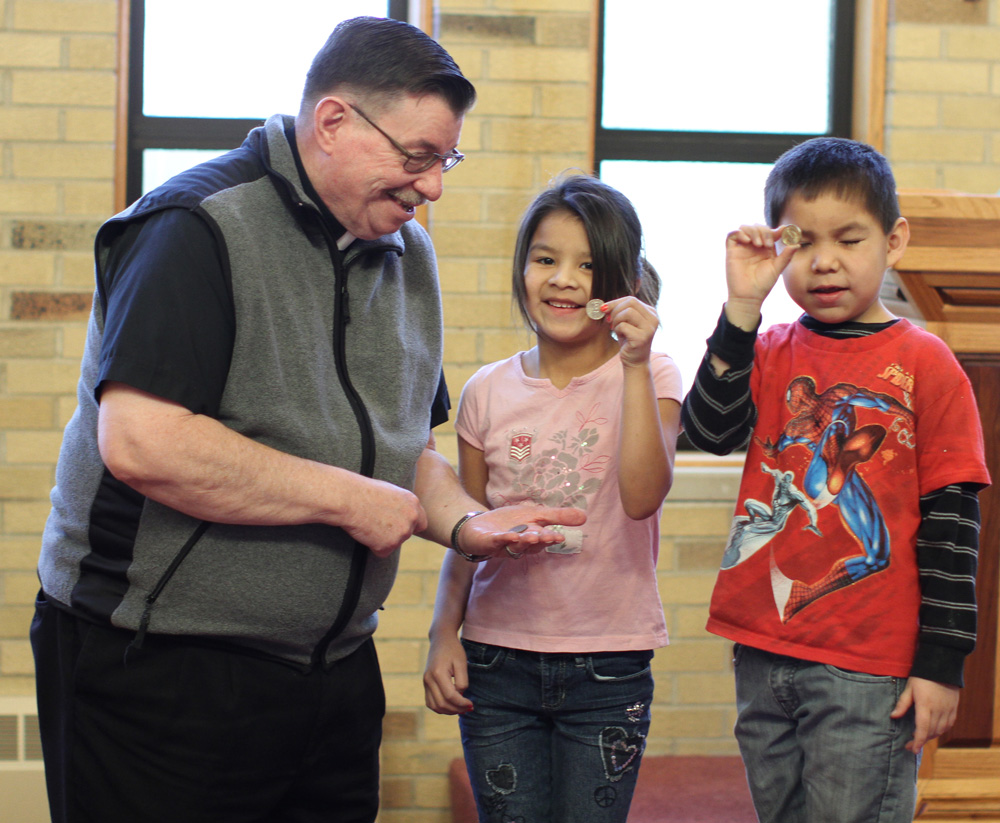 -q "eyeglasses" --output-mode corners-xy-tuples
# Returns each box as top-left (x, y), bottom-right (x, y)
(349, 104), (465, 174)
